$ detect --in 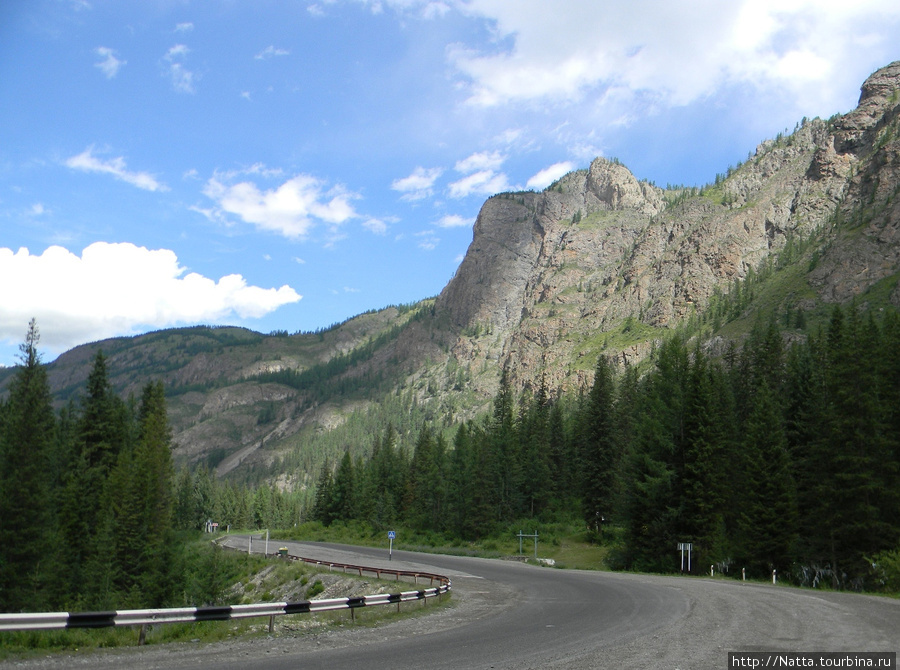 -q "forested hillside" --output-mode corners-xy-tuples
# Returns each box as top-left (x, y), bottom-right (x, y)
(4, 62), (900, 608)
(309, 304), (900, 589)
(0, 322), (296, 613)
